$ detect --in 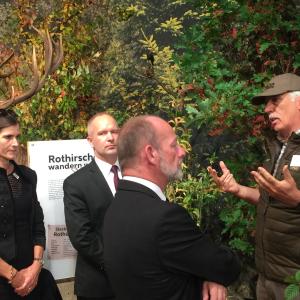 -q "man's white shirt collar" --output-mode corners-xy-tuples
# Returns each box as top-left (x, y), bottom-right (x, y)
(94, 157), (120, 177)
(94, 157), (121, 195)
(123, 176), (166, 201)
